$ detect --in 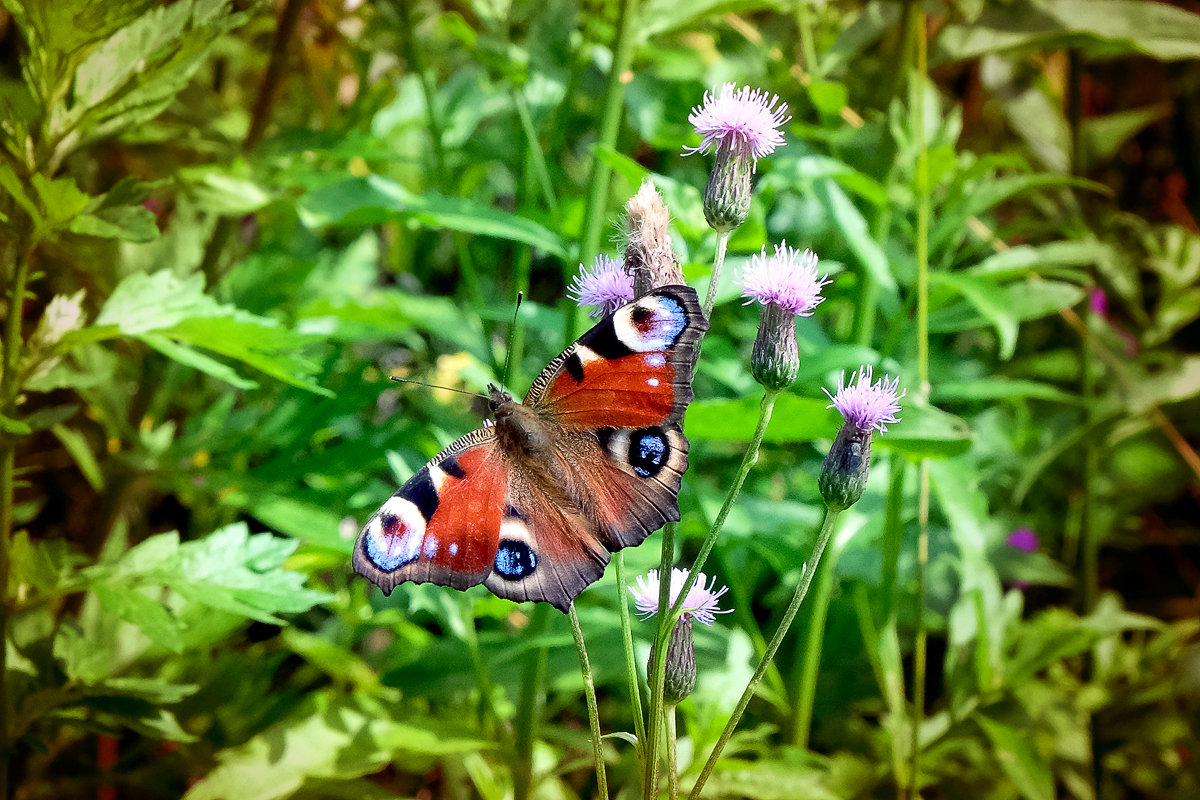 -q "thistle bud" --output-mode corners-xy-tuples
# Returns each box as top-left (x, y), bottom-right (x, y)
(818, 423), (872, 511)
(703, 142), (754, 234)
(649, 615), (697, 706)
(819, 367), (905, 510)
(751, 302), (800, 391)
